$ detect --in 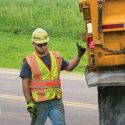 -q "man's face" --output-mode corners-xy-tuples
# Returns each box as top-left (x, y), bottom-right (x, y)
(33, 42), (48, 55)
